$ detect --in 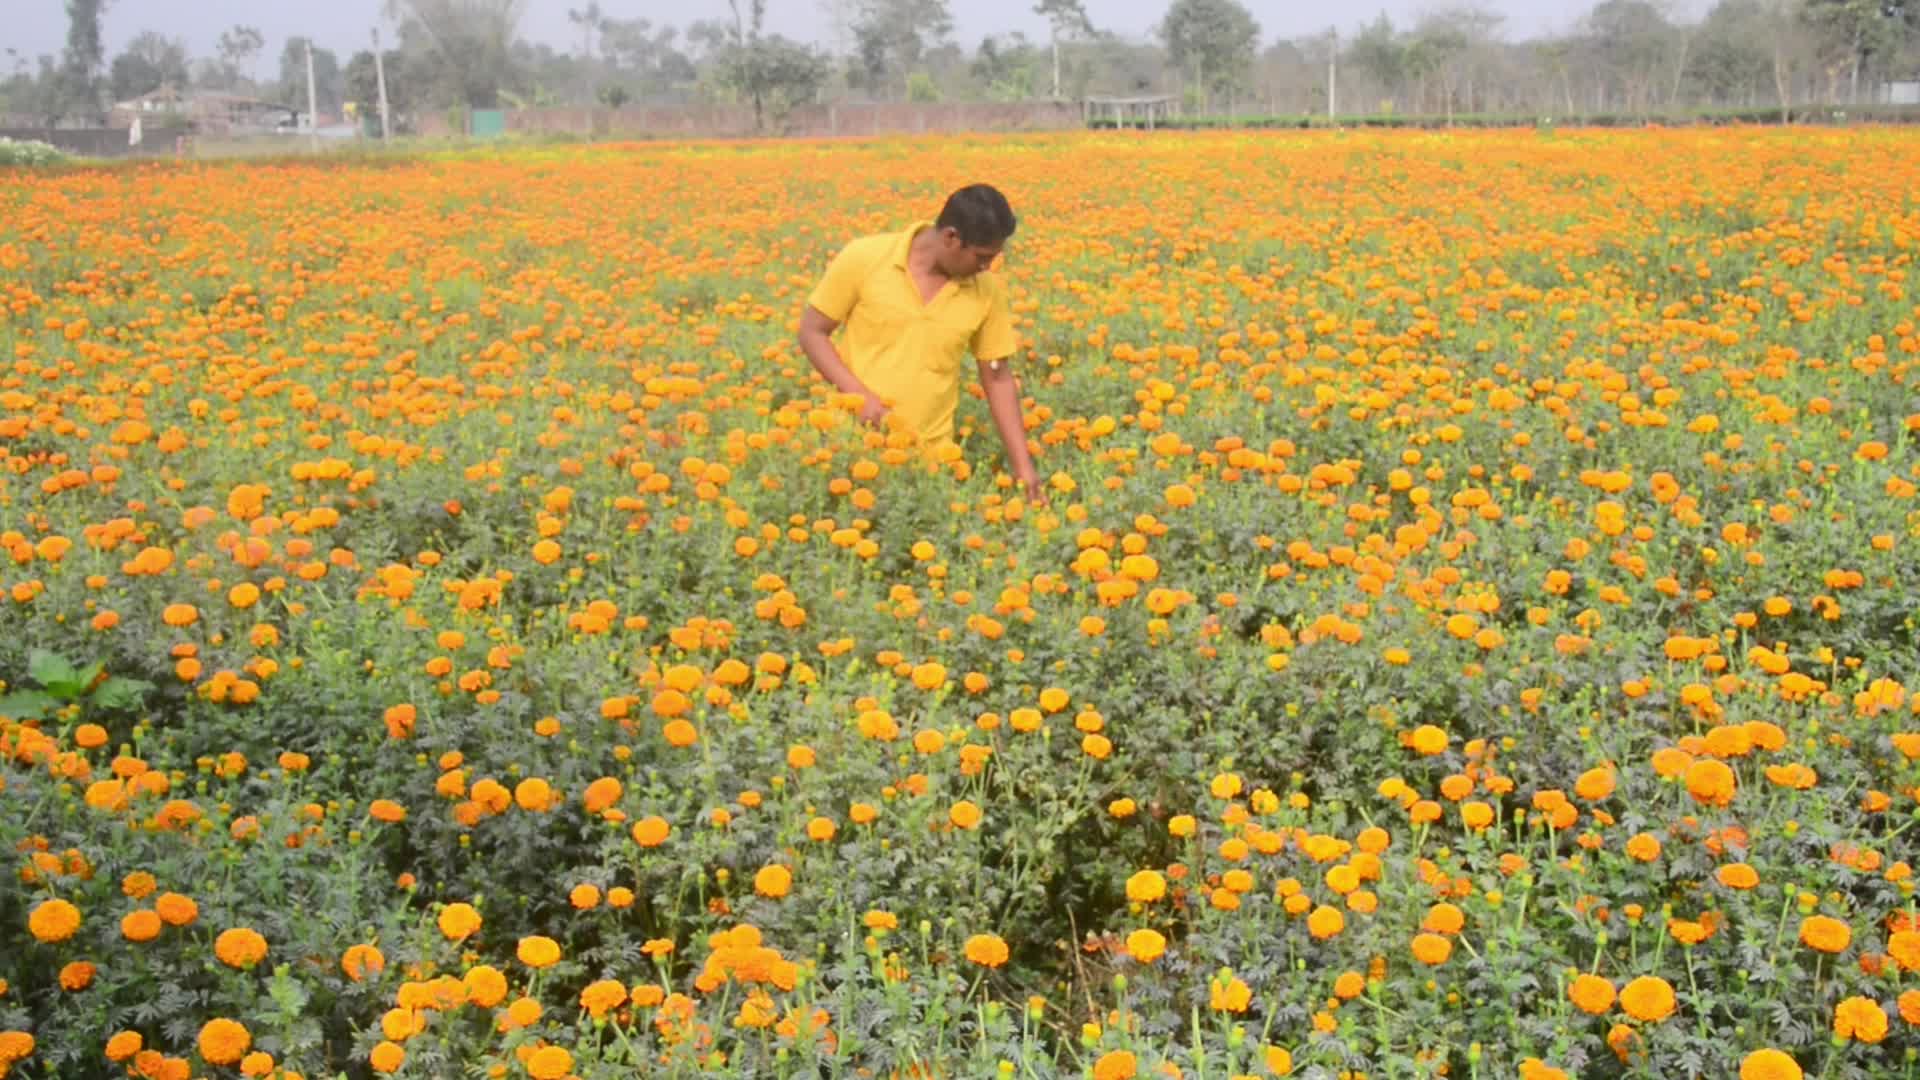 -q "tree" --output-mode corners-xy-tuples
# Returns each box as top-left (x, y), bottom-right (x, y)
(1801, 0), (1898, 101)
(720, 0), (829, 127)
(1759, 0), (1817, 116)
(277, 38), (344, 113)
(1410, 8), (1503, 117)
(1582, 0), (1677, 113)
(345, 48), (412, 125)
(568, 3), (607, 60)
(109, 31), (190, 102)
(973, 34), (1042, 99)
(1158, 0), (1260, 111)
(851, 0), (955, 97)
(1689, 0), (1776, 104)
(1347, 15), (1407, 108)
(60, 0), (111, 121)
(1034, 0), (1093, 98)
(602, 18), (695, 96)
(385, 0), (527, 108)
(1075, 32), (1167, 96)
(216, 25), (266, 91)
